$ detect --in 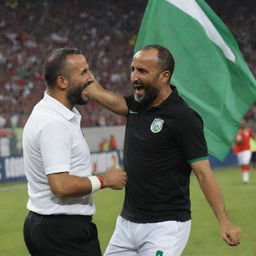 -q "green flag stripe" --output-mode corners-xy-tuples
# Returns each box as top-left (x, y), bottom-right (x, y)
(166, 0), (235, 61)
